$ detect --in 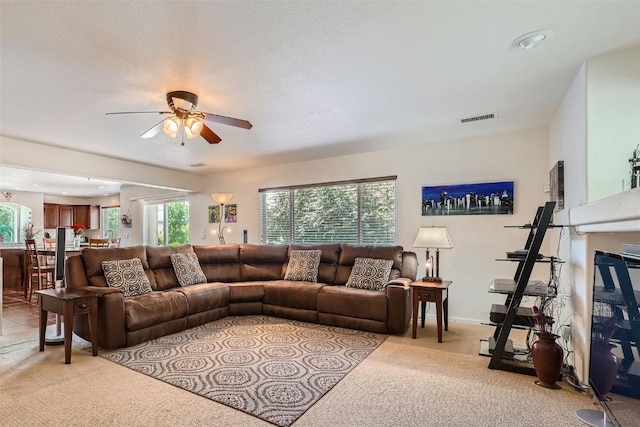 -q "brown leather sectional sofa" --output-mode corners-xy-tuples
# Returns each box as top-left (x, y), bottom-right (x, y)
(65, 243), (418, 349)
